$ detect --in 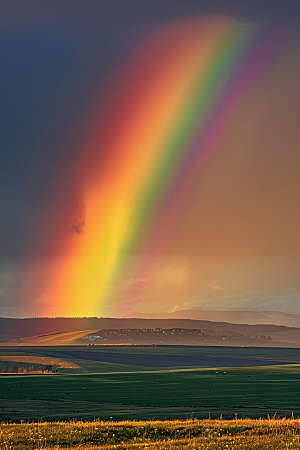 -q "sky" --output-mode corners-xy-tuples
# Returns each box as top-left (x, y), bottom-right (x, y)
(1, 0), (300, 318)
